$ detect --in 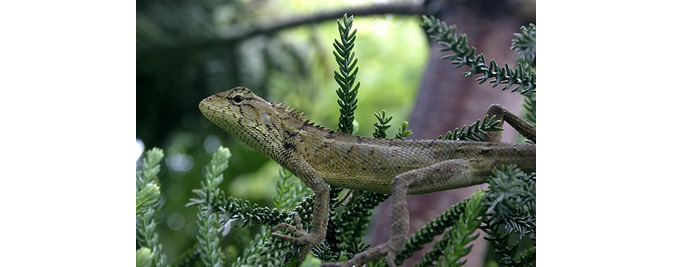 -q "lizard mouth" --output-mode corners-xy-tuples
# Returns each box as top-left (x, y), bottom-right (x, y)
(199, 94), (222, 110)
(199, 96), (223, 122)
